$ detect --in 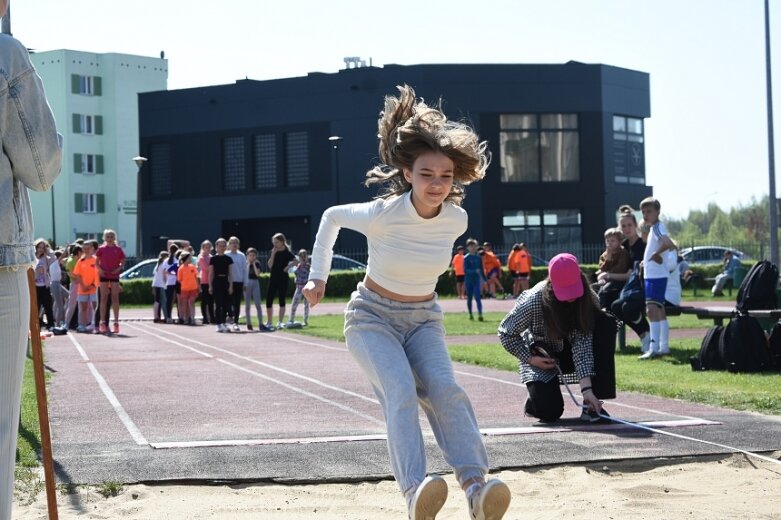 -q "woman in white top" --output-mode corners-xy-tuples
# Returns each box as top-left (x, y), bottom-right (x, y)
(304, 86), (510, 520)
